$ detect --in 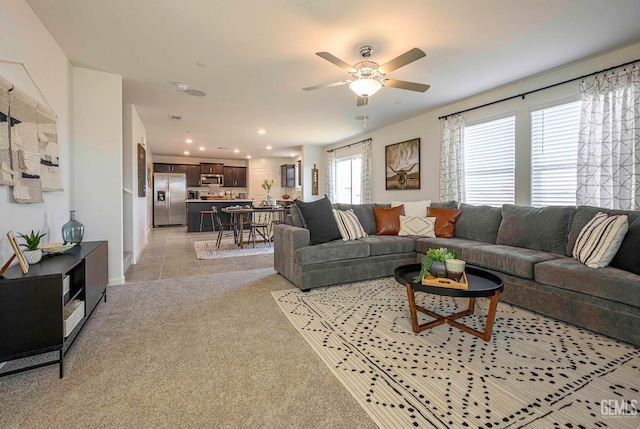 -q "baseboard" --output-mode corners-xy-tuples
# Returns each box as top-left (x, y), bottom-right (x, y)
(108, 276), (125, 286)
